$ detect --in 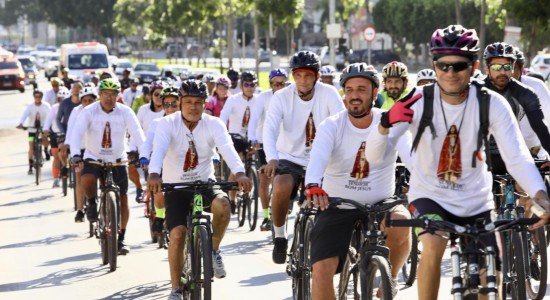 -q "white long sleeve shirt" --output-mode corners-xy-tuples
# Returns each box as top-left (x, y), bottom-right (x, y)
(149, 113), (245, 183)
(248, 89), (274, 143)
(43, 88), (57, 106)
(66, 104), (85, 149)
(219, 92), (257, 138)
(129, 104), (164, 151)
(141, 117), (162, 160)
(519, 75), (550, 158)
(366, 85), (546, 217)
(43, 103), (61, 133)
(69, 101), (145, 162)
(263, 81), (345, 166)
(19, 102), (51, 133)
(306, 109), (410, 205)
(122, 87), (143, 107)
